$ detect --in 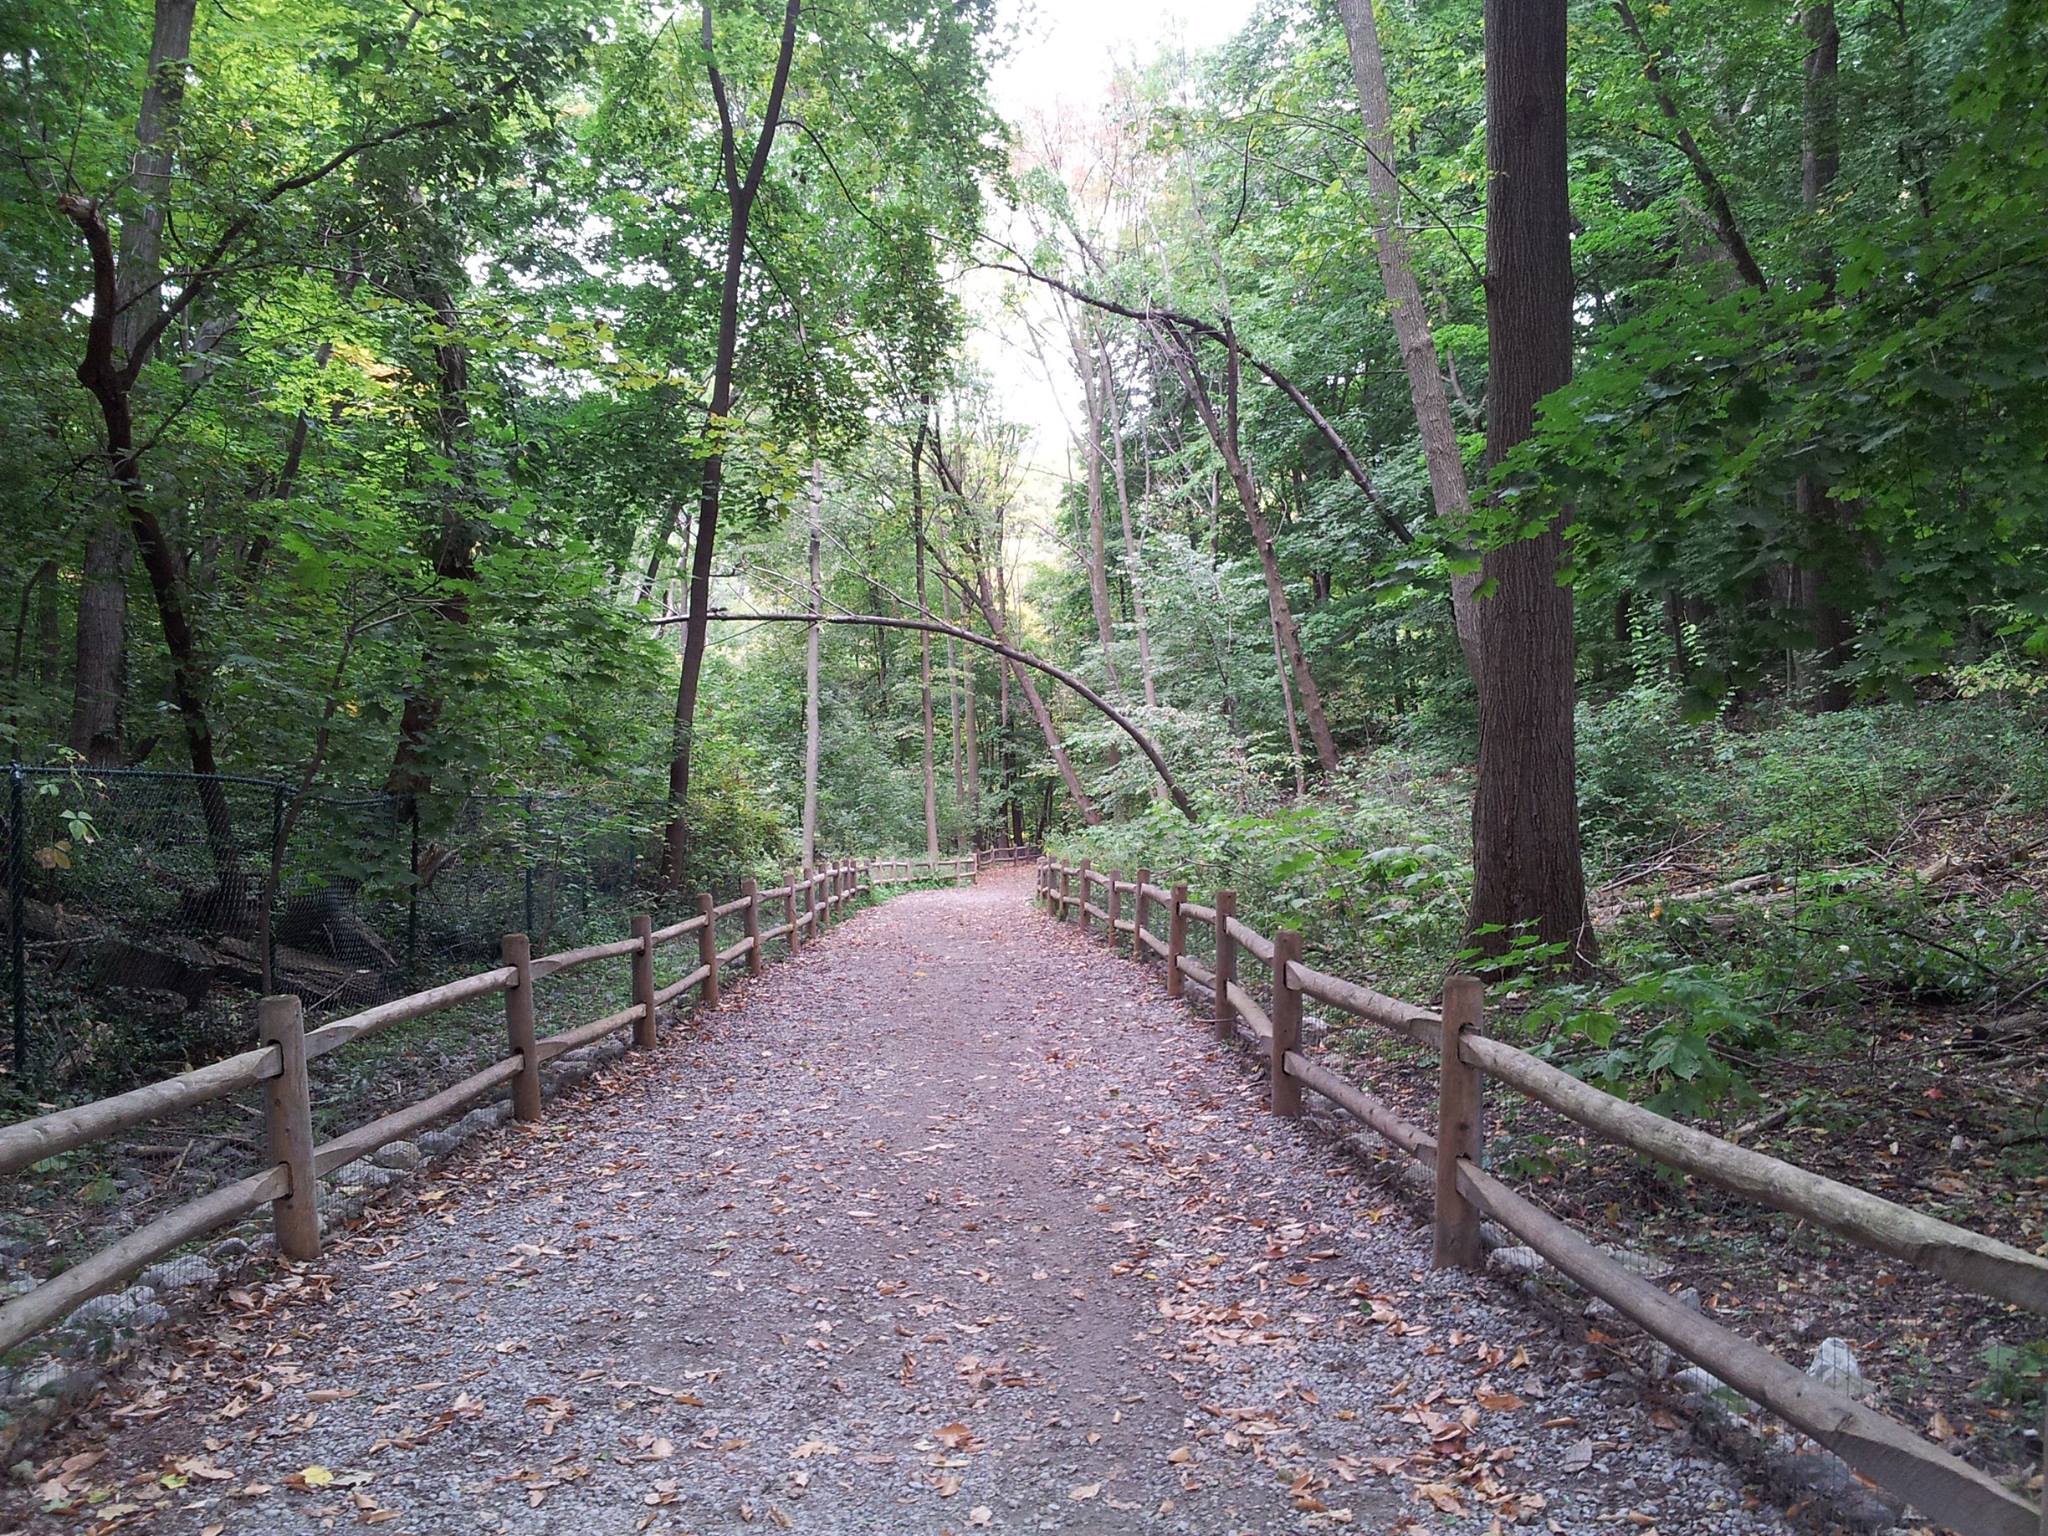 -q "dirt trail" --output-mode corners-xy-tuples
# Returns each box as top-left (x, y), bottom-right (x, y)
(6, 873), (1795, 1535)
